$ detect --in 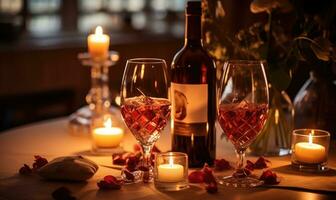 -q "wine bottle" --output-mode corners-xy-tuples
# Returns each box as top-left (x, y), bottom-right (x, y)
(170, 1), (216, 168)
